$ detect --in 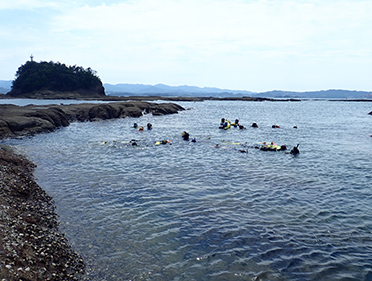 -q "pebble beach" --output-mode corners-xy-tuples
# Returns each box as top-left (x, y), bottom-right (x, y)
(0, 146), (86, 280)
